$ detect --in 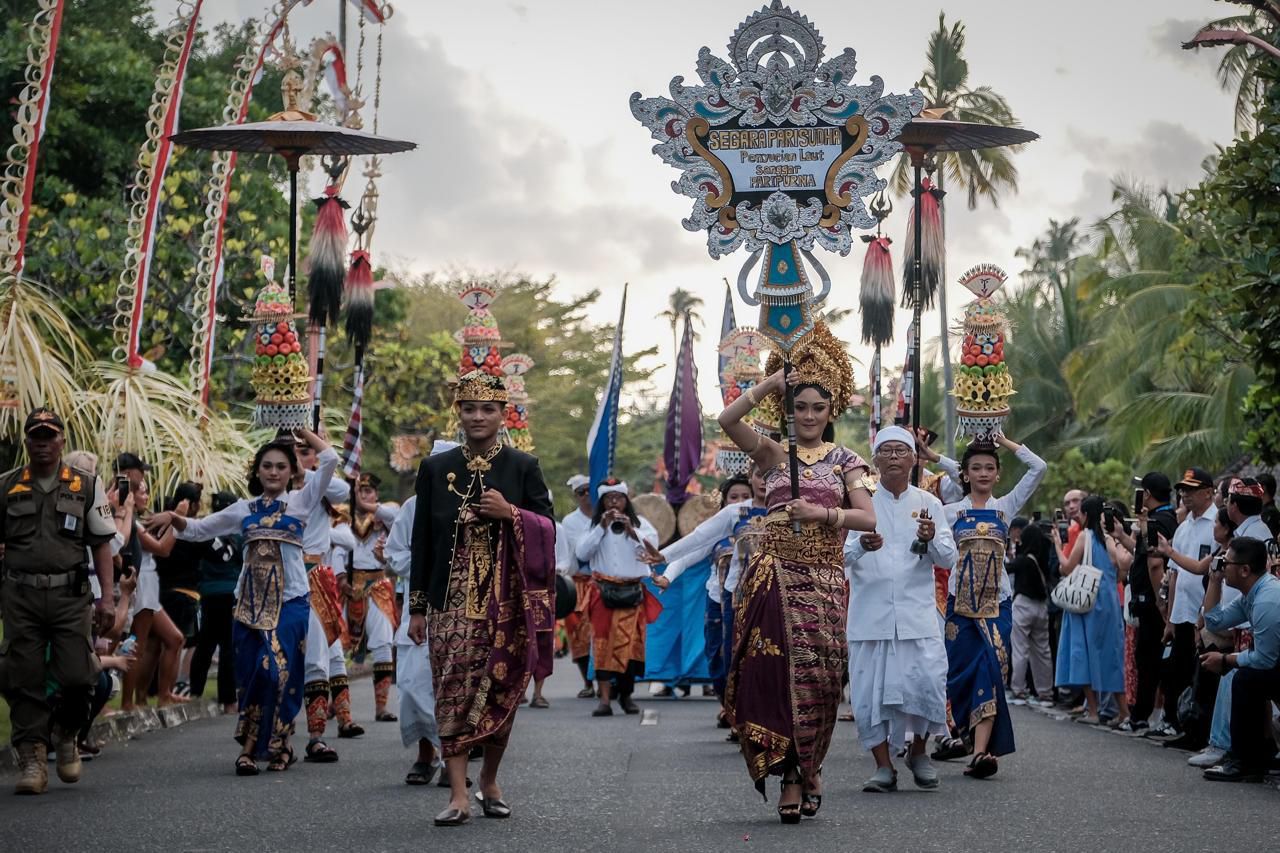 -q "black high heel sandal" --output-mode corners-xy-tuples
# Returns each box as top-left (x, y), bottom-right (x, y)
(801, 768), (823, 817)
(778, 776), (803, 824)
